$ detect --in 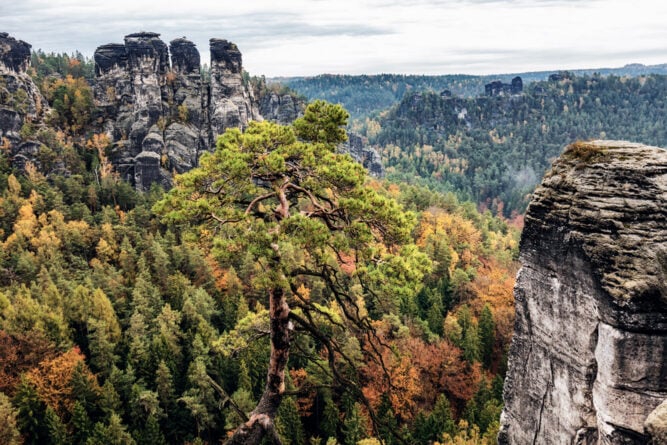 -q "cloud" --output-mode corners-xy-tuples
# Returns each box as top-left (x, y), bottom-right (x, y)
(1, 0), (667, 76)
